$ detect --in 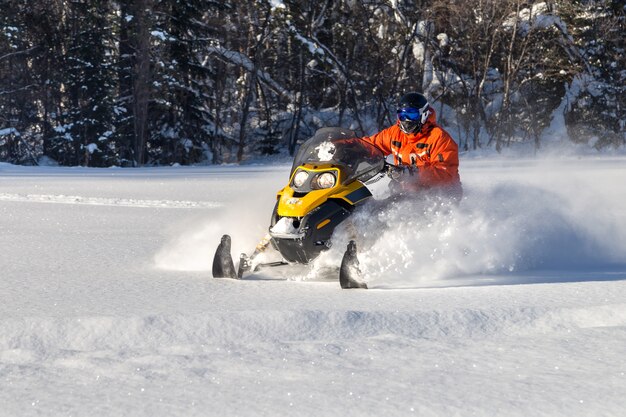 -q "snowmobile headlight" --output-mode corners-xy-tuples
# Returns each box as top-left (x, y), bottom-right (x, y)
(314, 172), (336, 189)
(293, 170), (309, 188)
